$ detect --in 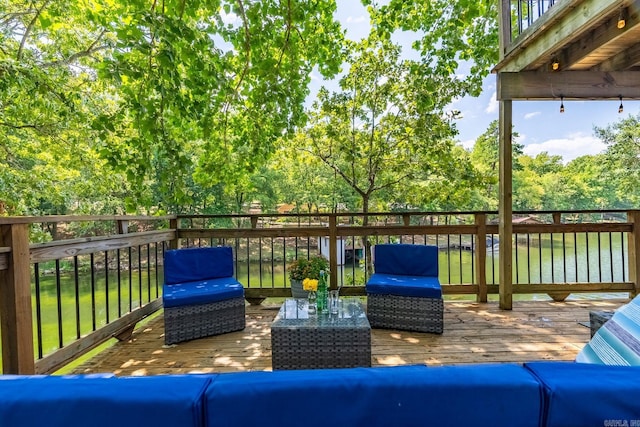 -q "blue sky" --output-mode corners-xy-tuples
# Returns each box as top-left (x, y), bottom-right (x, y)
(313, 2), (640, 163)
